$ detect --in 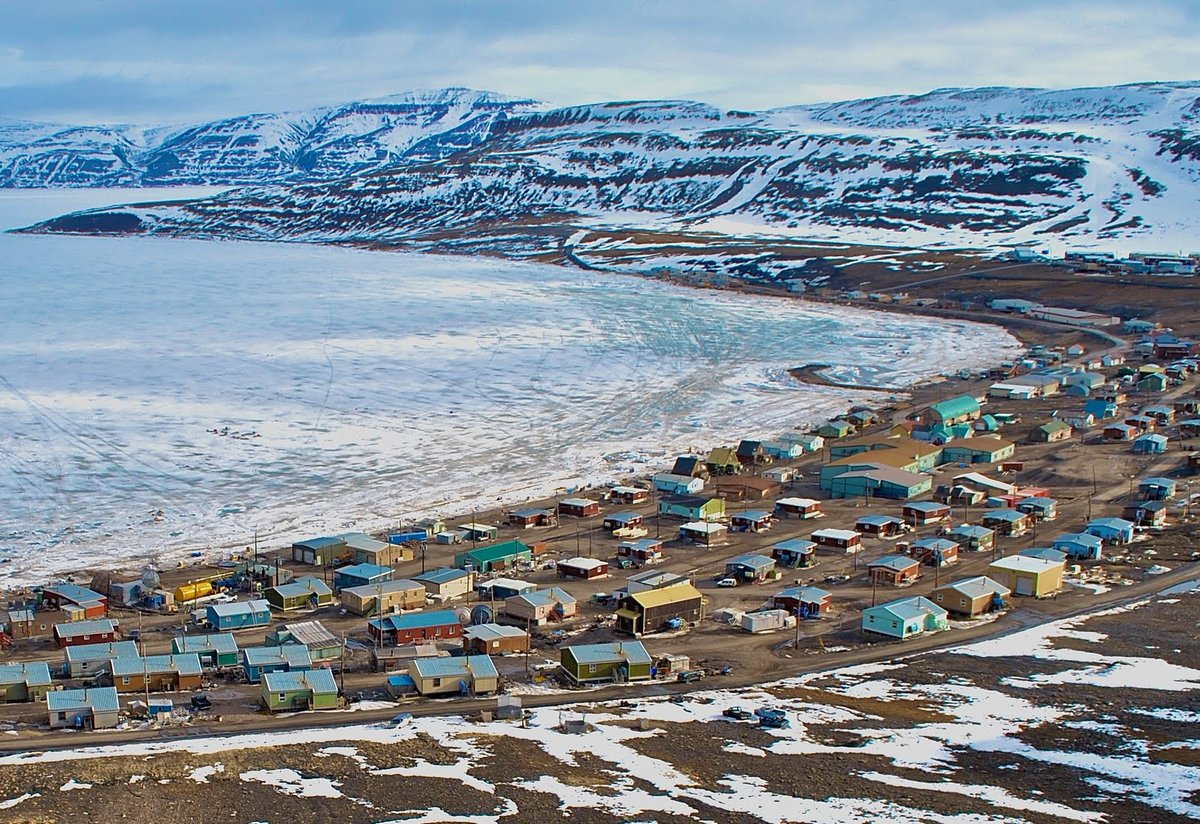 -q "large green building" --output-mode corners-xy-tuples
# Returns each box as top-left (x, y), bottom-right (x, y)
(454, 540), (532, 573)
(559, 641), (653, 685)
